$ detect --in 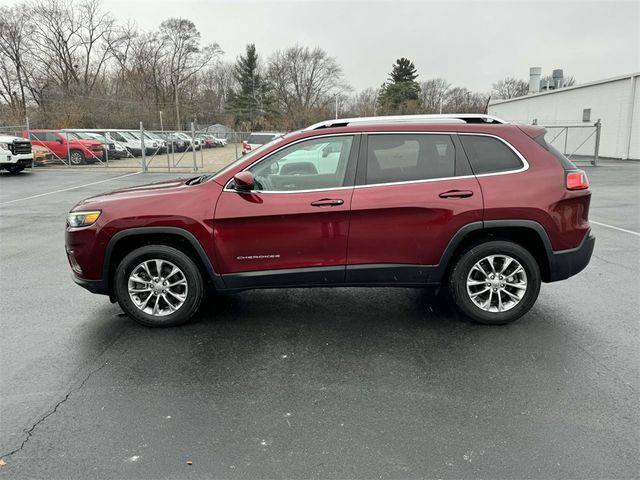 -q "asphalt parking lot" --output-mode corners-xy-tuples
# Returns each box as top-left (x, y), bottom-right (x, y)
(0, 163), (638, 479)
